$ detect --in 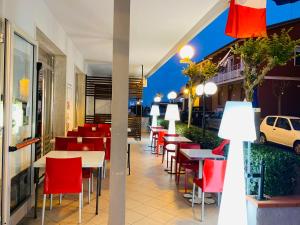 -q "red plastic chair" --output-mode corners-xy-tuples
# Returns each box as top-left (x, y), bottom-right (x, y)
(105, 137), (111, 160)
(67, 143), (95, 203)
(42, 157), (82, 225)
(177, 143), (201, 193)
(82, 137), (105, 151)
(156, 131), (167, 156)
(84, 123), (98, 128)
(192, 159), (227, 221)
(82, 130), (104, 137)
(162, 133), (179, 168)
(54, 137), (77, 150)
(212, 139), (230, 156)
(67, 131), (80, 137)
